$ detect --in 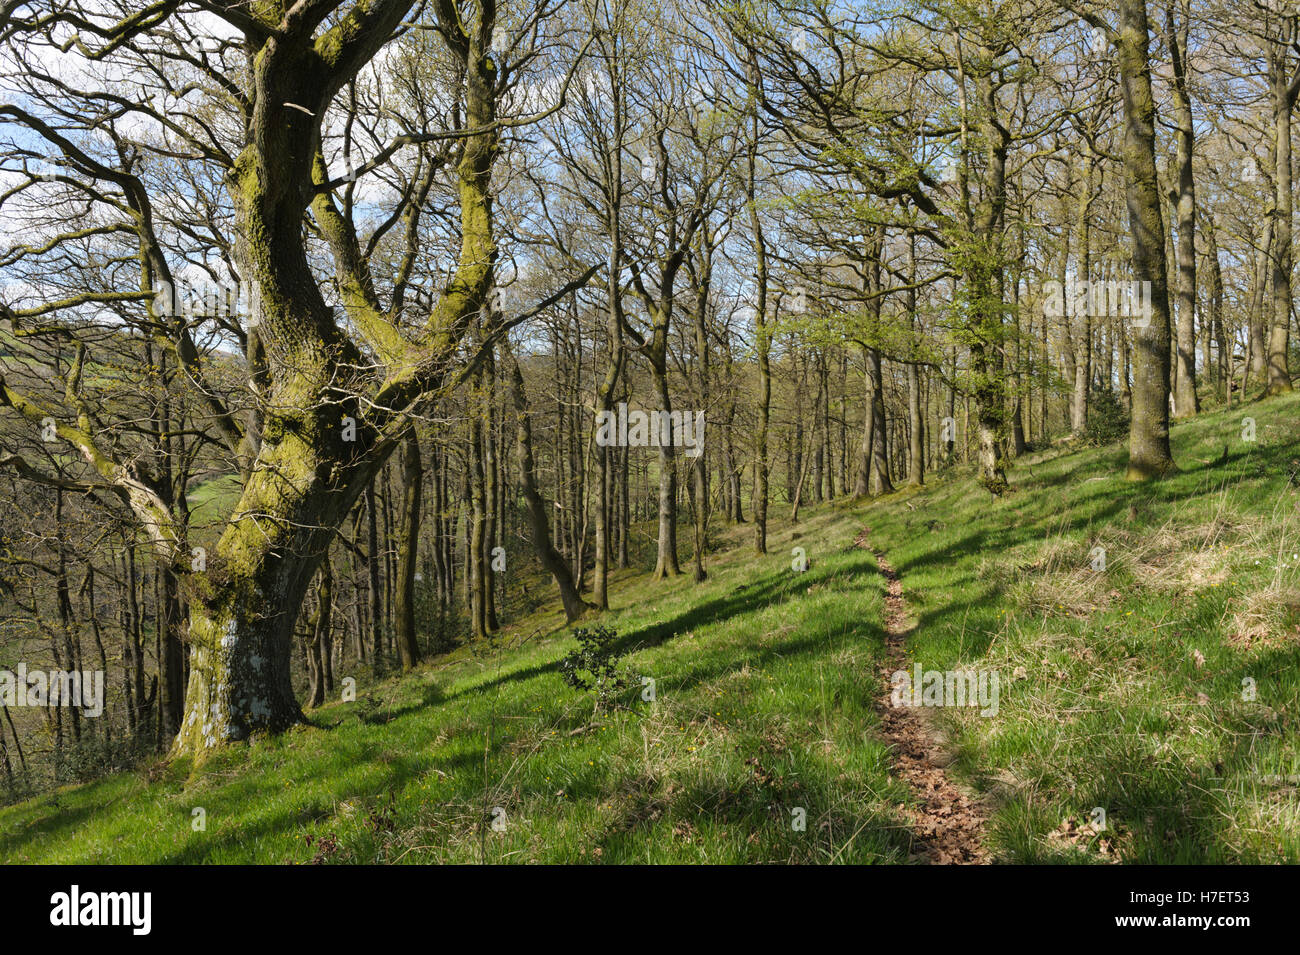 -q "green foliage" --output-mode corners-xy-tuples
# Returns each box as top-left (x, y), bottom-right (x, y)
(1084, 387), (1129, 446)
(6, 395), (1300, 863)
(558, 625), (628, 711)
(357, 693), (394, 725)
(46, 733), (157, 789)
